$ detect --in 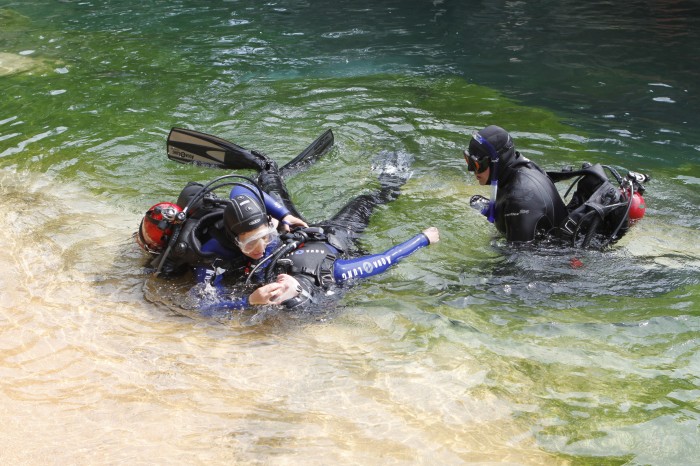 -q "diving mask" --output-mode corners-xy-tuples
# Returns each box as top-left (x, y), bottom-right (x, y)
(235, 225), (278, 253)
